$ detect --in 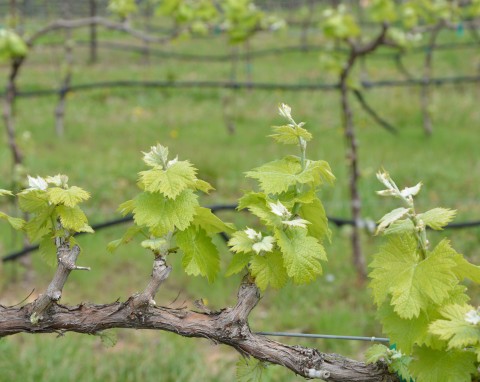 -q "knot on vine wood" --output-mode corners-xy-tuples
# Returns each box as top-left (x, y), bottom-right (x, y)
(222, 320), (251, 340)
(291, 345), (324, 371)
